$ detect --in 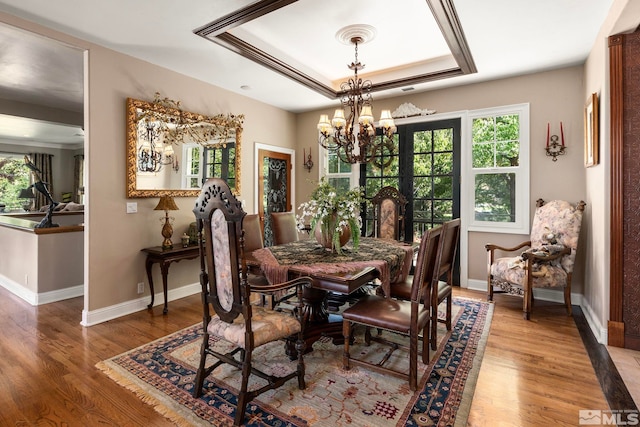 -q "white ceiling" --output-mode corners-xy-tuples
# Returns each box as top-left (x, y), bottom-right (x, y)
(0, 0), (614, 144)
